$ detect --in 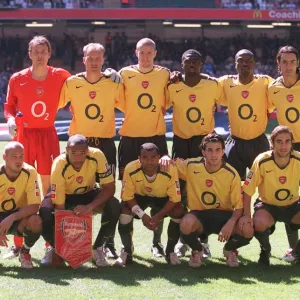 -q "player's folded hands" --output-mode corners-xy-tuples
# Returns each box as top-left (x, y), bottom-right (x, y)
(0, 235), (8, 247)
(103, 68), (122, 83)
(142, 214), (153, 231)
(7, 117), (17, 138)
